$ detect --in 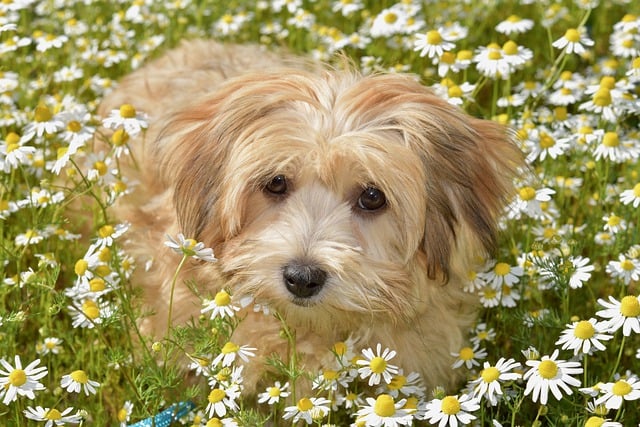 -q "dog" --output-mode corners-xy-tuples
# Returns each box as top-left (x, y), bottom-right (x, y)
(98, 39), (522, 393)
